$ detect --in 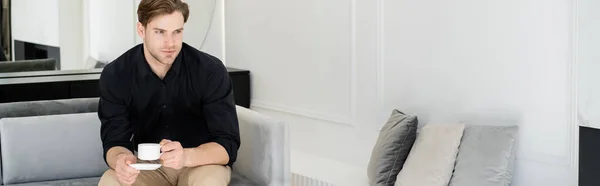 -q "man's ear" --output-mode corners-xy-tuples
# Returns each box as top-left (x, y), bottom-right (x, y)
(137, 22), (145, 39)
